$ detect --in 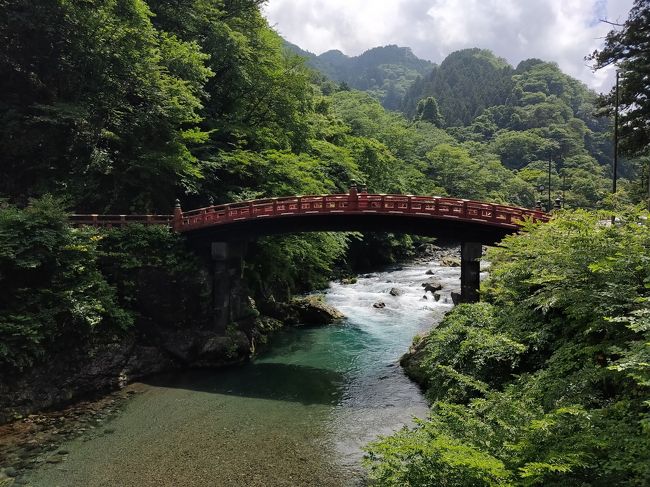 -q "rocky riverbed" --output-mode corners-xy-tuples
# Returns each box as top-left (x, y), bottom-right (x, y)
(0, 384), (148, 486)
